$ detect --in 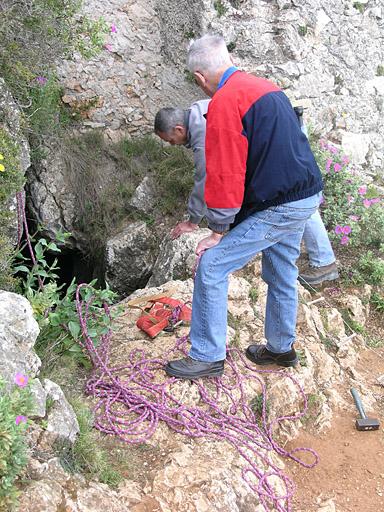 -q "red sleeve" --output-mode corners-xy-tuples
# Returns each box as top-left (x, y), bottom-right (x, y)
(204, 101), (248, 209)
